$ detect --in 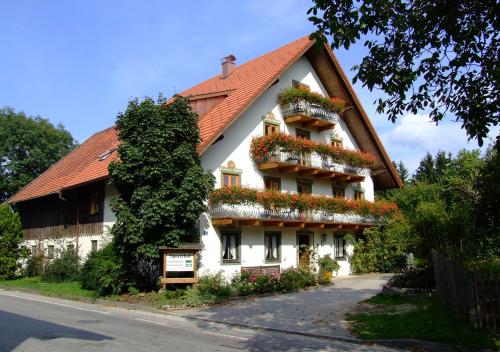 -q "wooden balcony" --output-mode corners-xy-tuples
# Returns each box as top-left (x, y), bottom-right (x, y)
(280, 101), (339, 131)
(210, 204), (374, 229)
(257, 150), (366, 183)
